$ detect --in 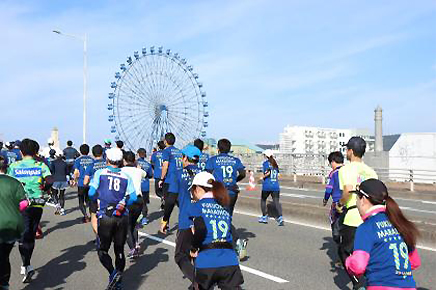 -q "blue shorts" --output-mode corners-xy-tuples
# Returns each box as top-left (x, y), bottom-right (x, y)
(52, 181), (68, 190)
